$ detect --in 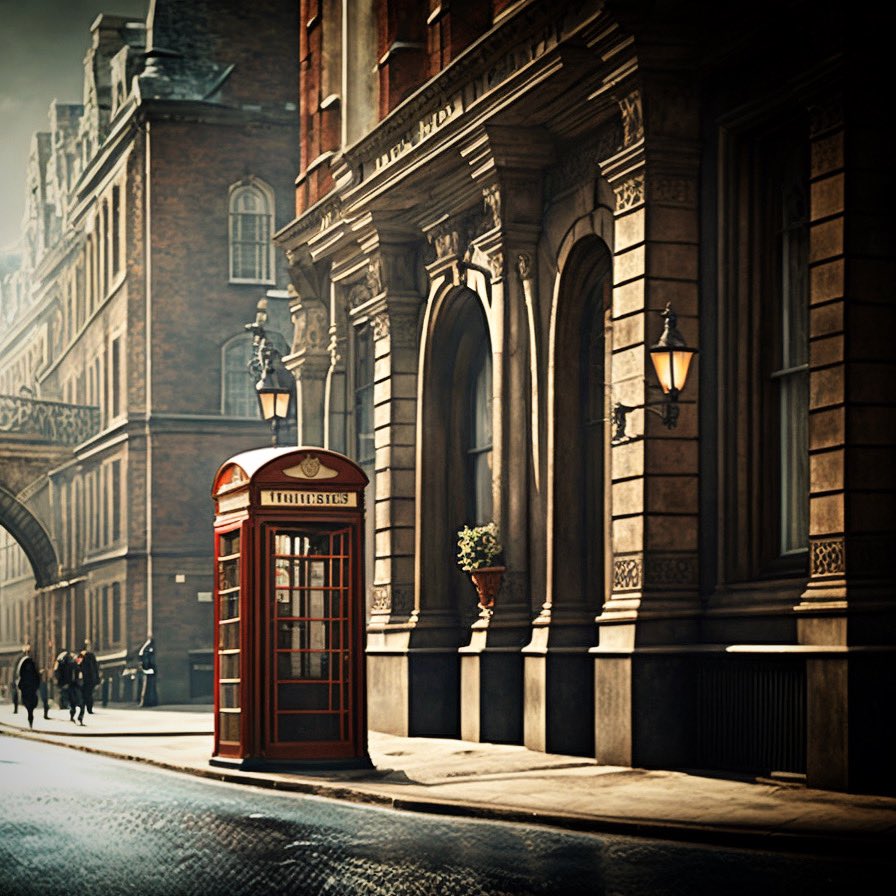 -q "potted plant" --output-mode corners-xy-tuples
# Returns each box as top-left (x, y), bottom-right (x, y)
(456, 522), (505, 612)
